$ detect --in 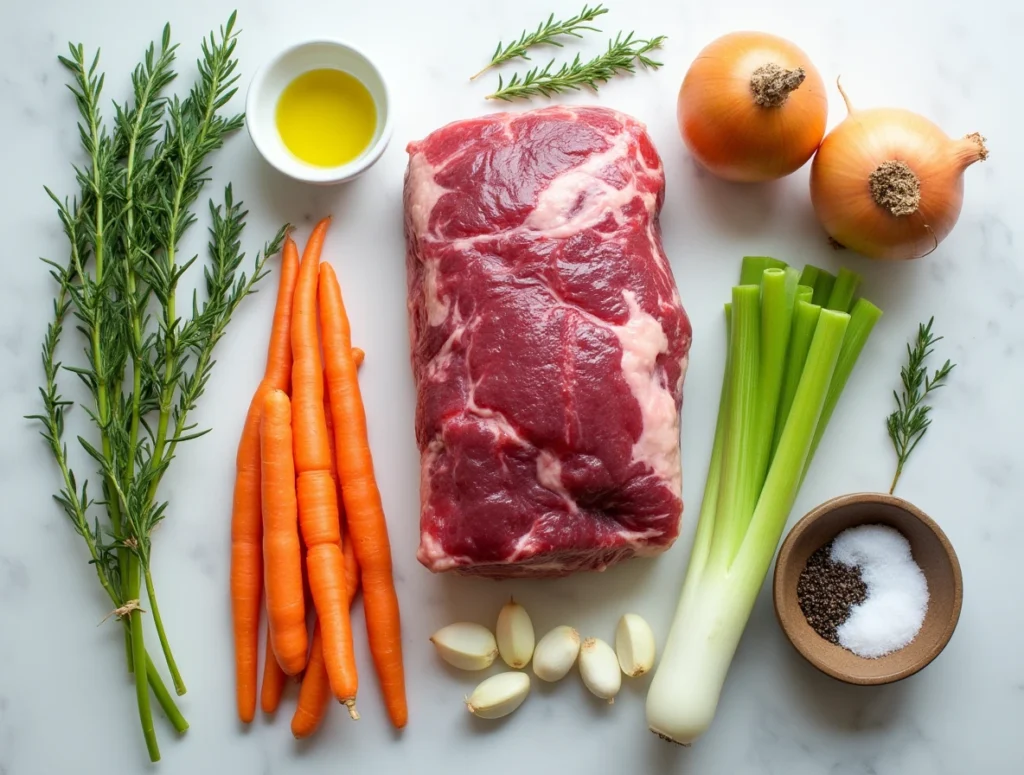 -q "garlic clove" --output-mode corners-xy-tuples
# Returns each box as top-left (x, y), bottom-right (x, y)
(614, 613), (656, 677)
(465, 671), (531, 719)
(579, 637), (621, 703)
(532, 625), (581, 682)
(430, 622), (499, 671)
(496, 599), (535, 669)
